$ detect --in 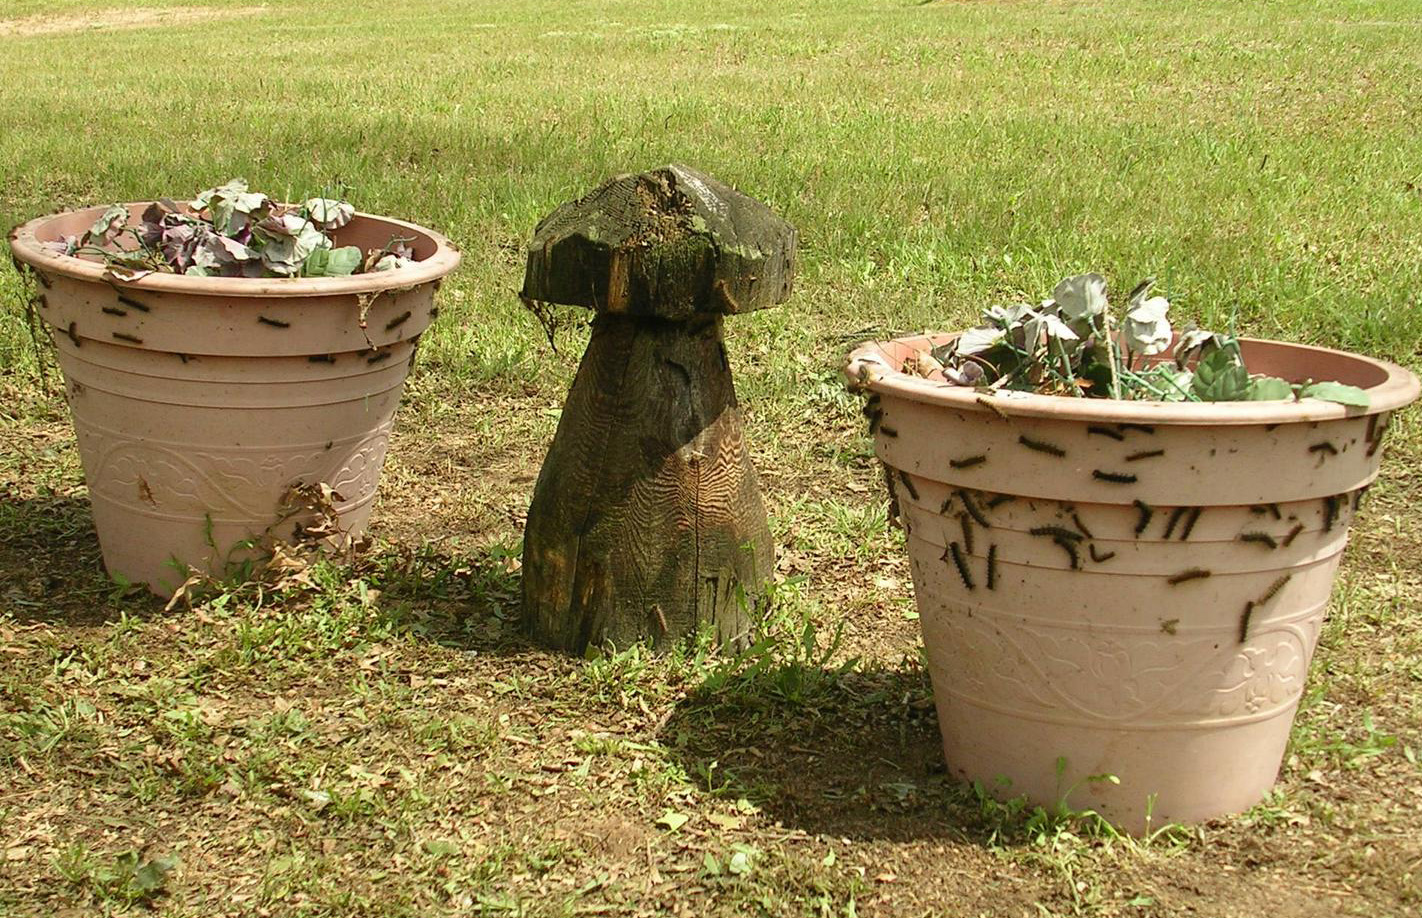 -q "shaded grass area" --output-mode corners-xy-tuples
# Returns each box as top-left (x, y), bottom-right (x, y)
(2, 398), (1418, 916)
(2, 0), (1422, 915)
